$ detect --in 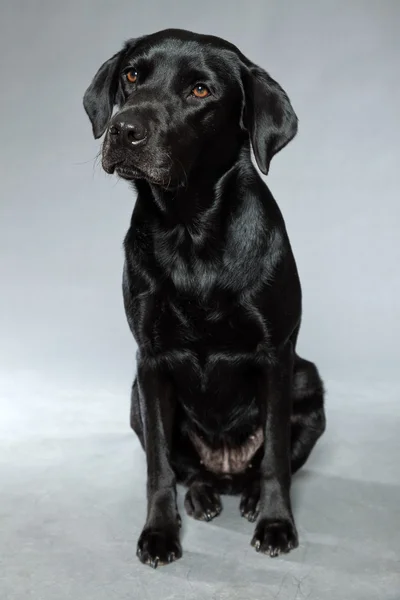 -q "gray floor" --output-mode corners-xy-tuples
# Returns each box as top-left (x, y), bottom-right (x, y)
(1, 374), (399, 600)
